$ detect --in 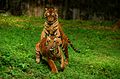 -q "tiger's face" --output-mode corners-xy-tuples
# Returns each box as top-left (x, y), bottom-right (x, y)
(46, 36), (57, 51)
(44, 7), (58, 25)
(47, 36), (62, 47)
